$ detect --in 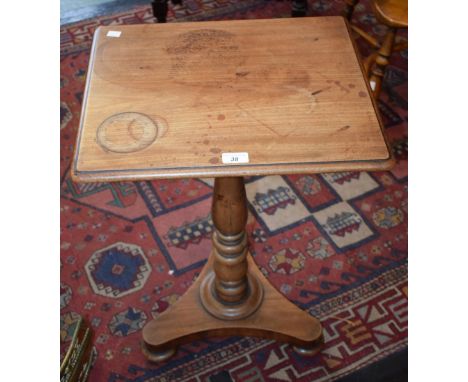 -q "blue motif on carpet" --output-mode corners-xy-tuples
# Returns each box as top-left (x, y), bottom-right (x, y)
(92, 249), (145, 291)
